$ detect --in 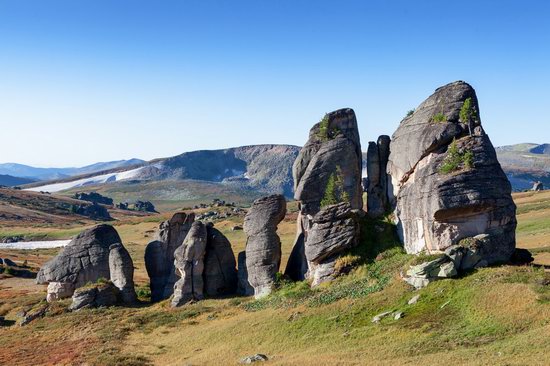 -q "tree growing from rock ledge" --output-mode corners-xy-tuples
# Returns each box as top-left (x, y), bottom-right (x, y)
(320, 165), (349, 208)
(459, 97), (478, 135)
(439, 139), (474, 174)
